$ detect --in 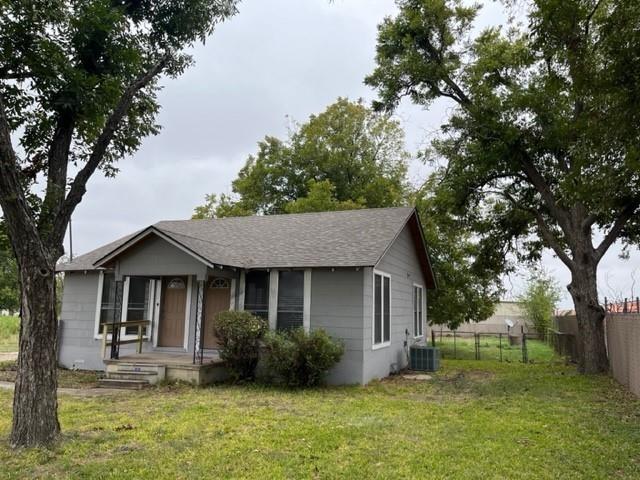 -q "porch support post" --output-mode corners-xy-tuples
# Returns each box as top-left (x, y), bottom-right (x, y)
(268, 269), (279, 330)
(193, 279), (206, 365)
(110, 279), (124, 360)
